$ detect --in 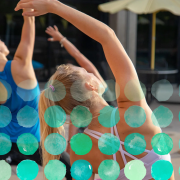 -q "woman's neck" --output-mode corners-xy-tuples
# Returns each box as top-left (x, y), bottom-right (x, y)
(88, 97), (109, 130)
